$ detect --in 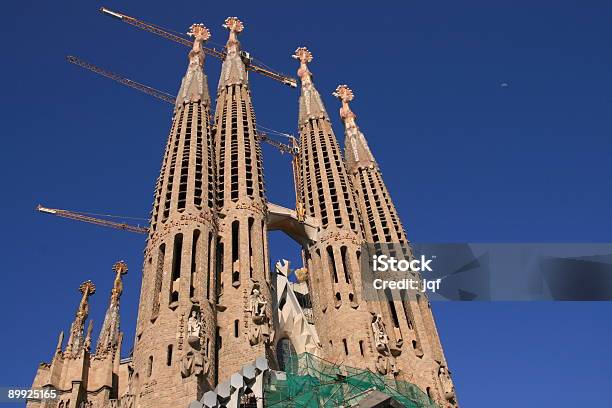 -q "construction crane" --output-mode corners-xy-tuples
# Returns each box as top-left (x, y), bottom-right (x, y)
(36, 205), (148, 234)
(66, 56), (176, 104)
(99, 6), (297, 88)
(66, 55), (298, 157)
(66, 55), (305, 223)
